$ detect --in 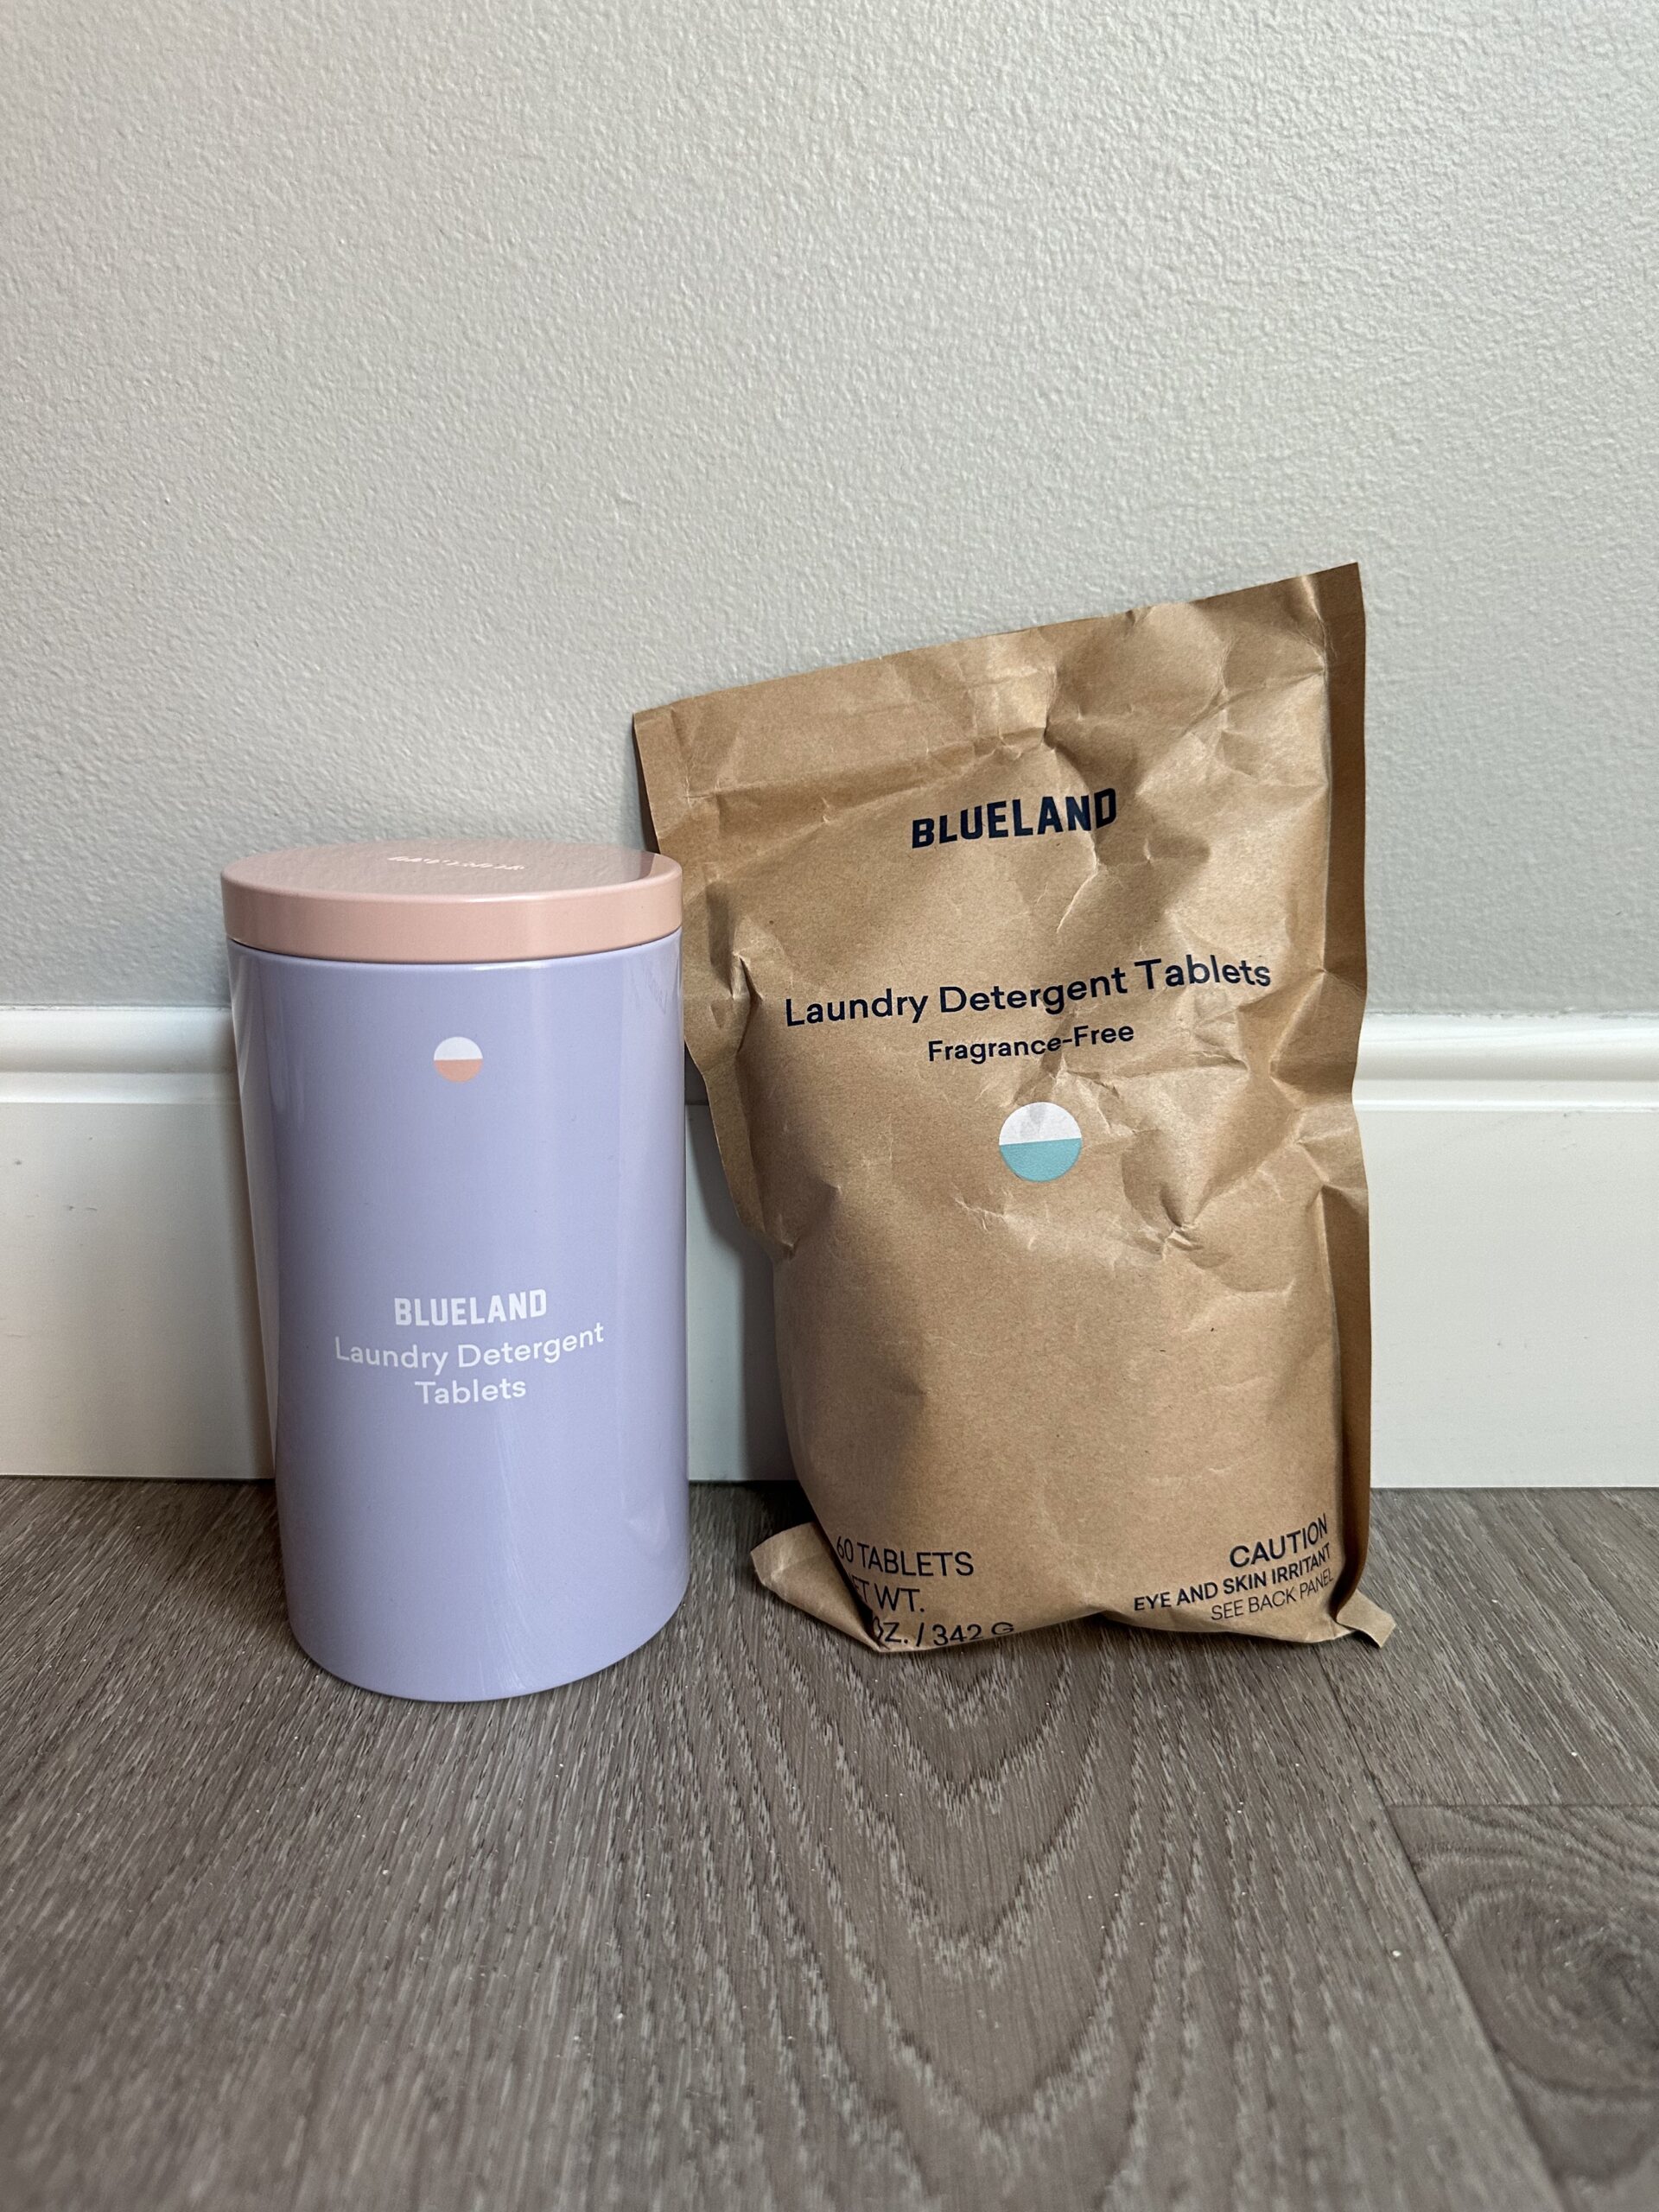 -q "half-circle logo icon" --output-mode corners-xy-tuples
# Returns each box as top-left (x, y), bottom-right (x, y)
(999, 1101), (1081, 1182)
(433, 1036), (483, 1084)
